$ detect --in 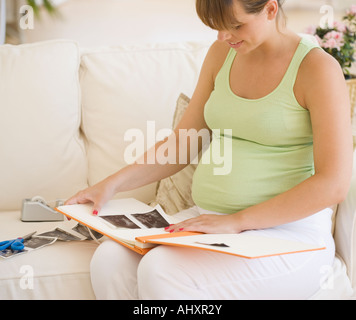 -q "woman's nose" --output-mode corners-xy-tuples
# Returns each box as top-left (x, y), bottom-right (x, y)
(217, 31), (231, 42)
